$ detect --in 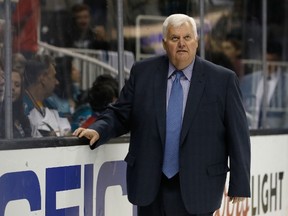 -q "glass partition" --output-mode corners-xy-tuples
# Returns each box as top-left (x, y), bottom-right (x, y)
(0, 0), (288, 140)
